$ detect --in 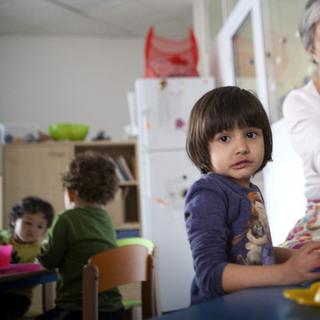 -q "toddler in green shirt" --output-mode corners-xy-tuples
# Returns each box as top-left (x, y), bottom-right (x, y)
(37, 151), (124, 320)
